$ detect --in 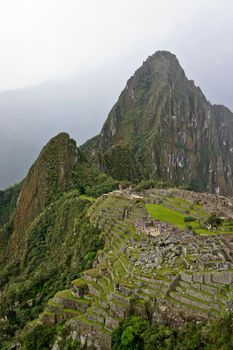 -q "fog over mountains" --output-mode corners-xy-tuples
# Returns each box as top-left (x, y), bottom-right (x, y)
(0, 134), (38, 189)
(1, 52), (233, 190)
(1, 1), (233, 190)
(0, 68), (127, 189)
